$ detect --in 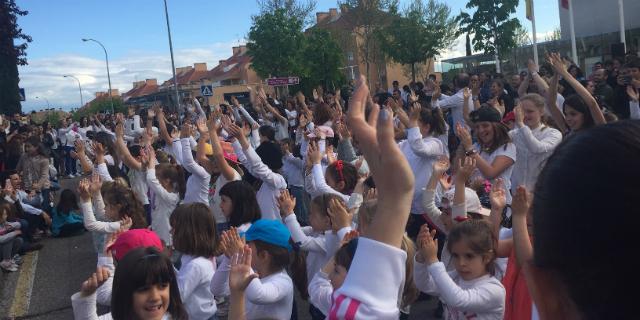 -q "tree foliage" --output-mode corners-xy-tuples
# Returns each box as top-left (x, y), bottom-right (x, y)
(72, 97), (126, 121)
(0, 0), (32, 115)
(338, 0), (396, 82)
(378, 0), (458, 82)
(545, 27), (561, 42)
(300, 29), (345, 92)
(256, 0), (317, 27)
(458, 0), (521, 60)
(247, 8), (306, 79)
